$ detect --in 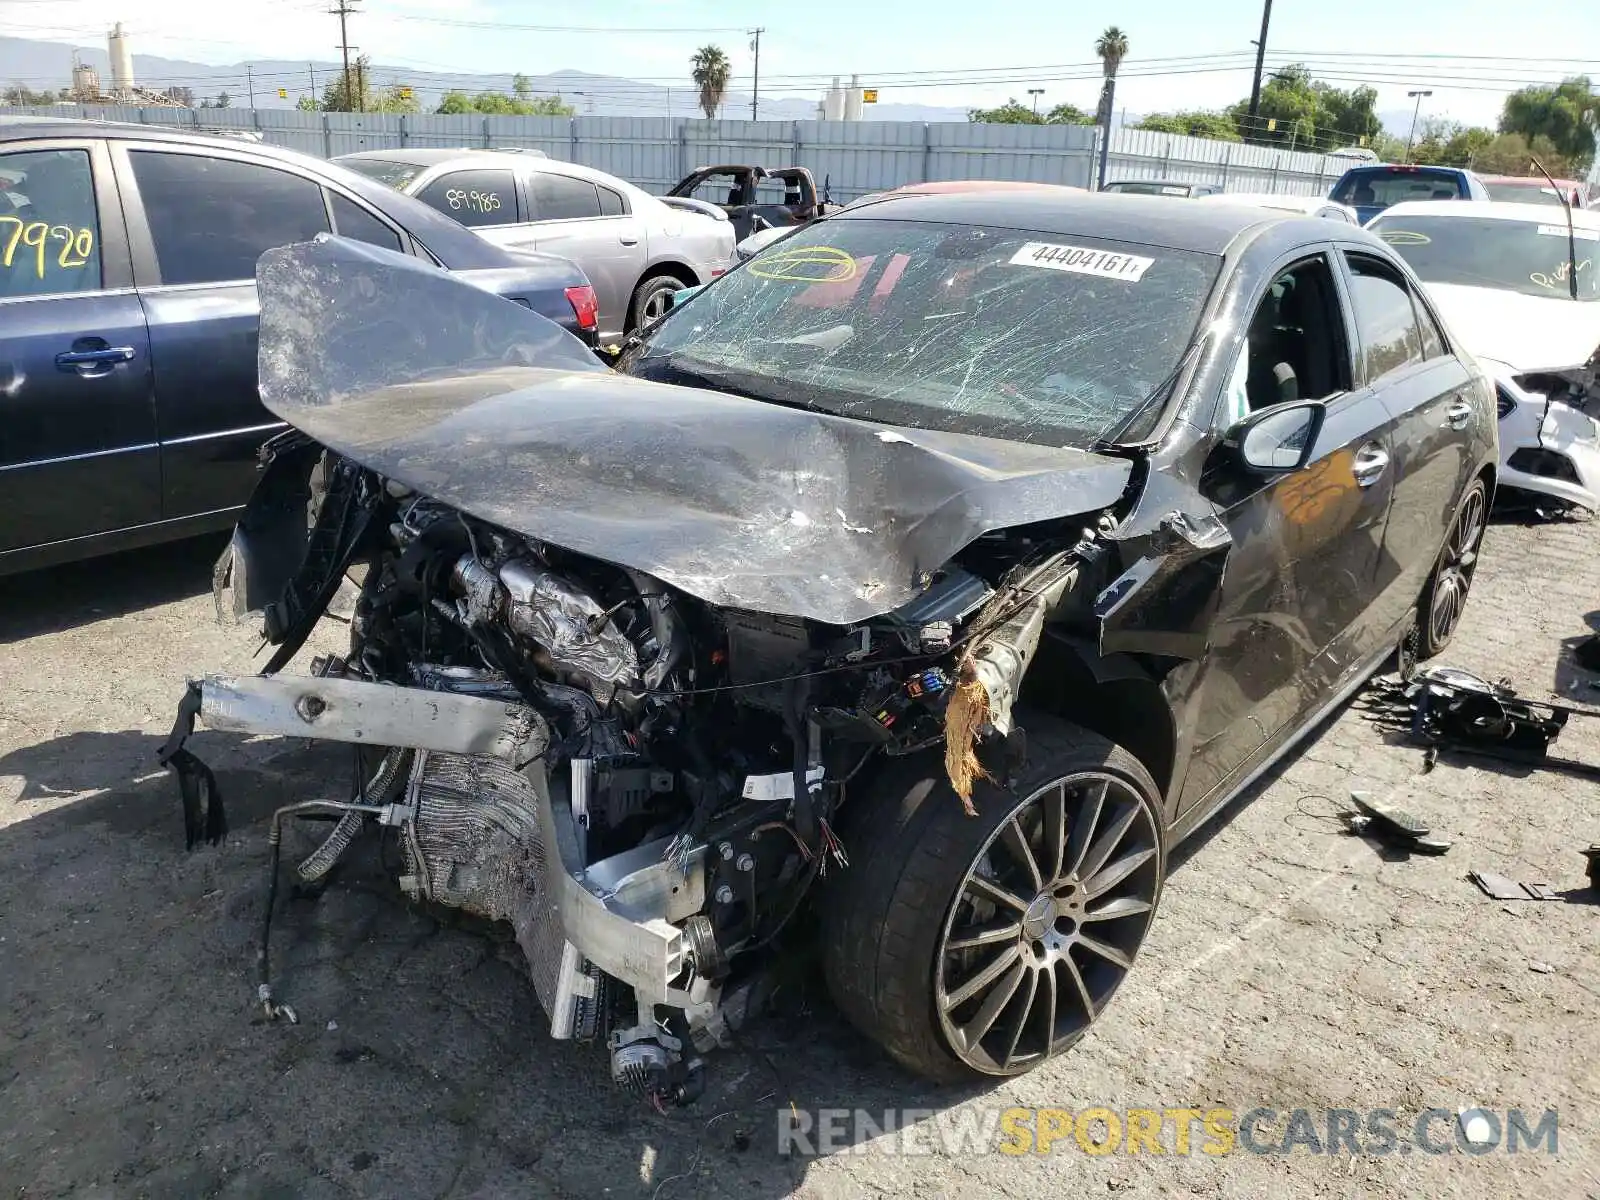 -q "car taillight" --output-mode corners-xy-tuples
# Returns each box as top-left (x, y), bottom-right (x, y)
(564, 284), (598, 331)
